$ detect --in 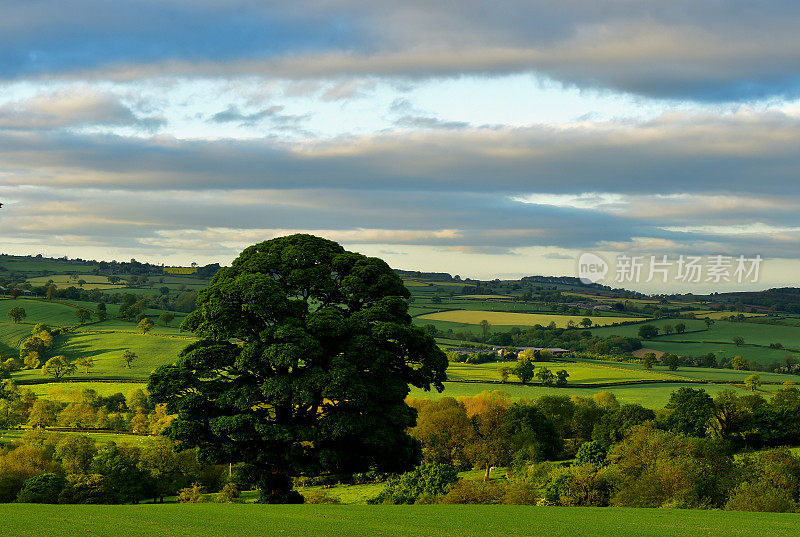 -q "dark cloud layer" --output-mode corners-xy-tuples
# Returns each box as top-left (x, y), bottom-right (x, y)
(1, 111), (799, 195)
(4, 2), (800, 101)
